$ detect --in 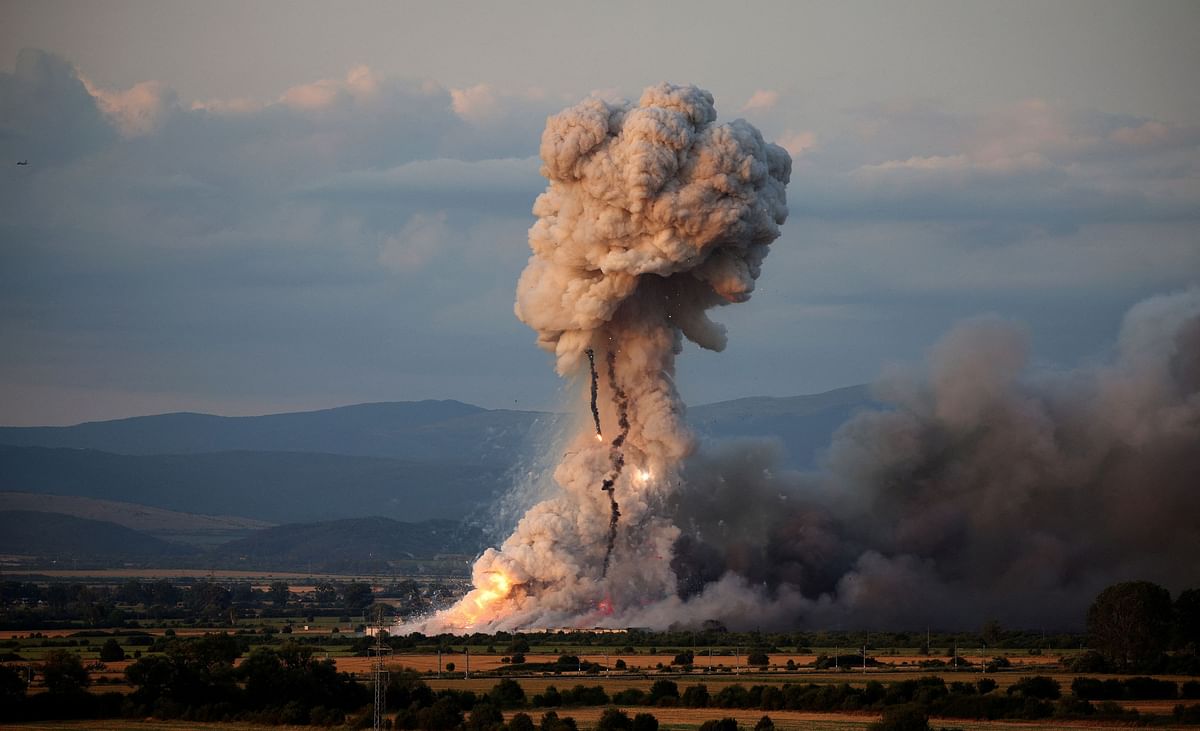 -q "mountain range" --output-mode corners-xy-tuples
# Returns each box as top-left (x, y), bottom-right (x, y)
(0, 386), (873, 570)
